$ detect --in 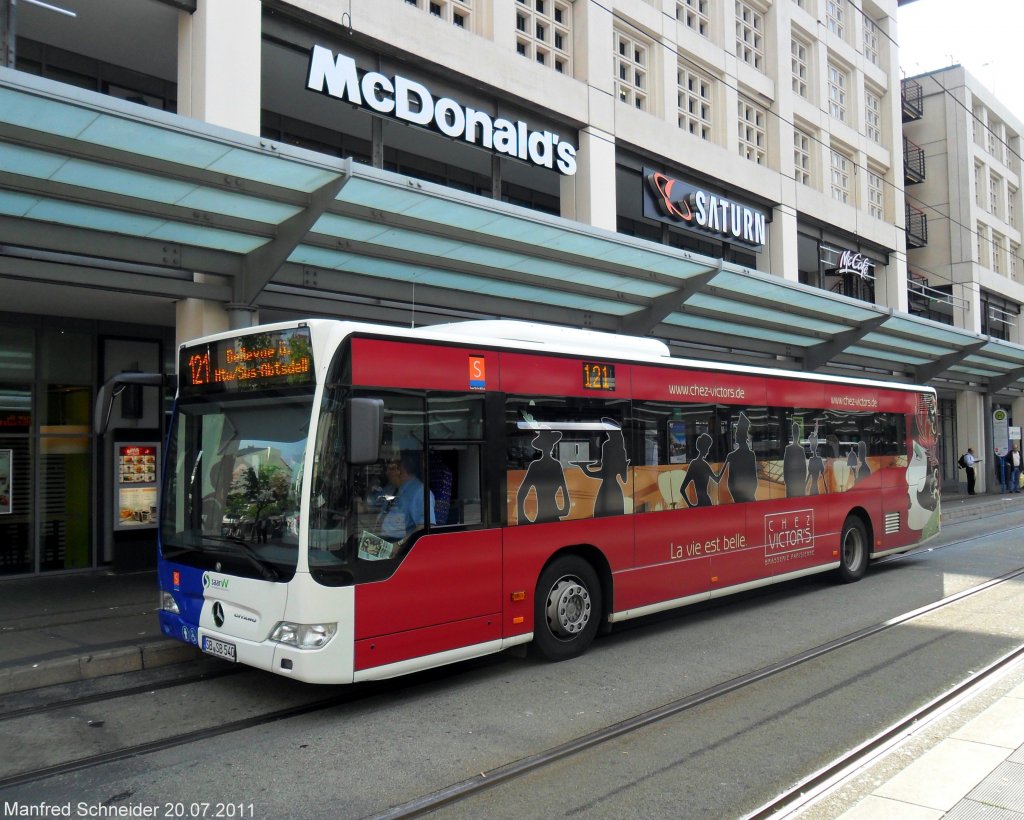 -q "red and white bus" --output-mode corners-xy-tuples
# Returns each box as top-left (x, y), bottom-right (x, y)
(158, 319), (941, 683)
